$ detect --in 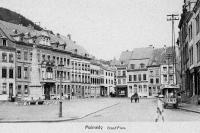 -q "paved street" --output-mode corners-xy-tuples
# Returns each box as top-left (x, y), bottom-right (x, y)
(75, 98), (200, 122)
(0, 98), (120, 122)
